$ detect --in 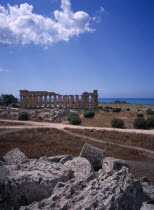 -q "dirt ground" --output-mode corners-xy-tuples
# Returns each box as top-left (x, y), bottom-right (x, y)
(78, 106), (153, 129)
